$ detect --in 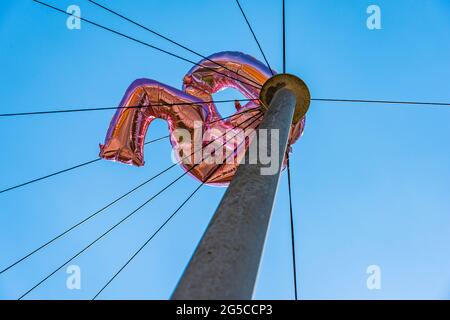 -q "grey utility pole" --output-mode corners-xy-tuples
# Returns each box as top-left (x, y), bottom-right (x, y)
(172, 74), (310, 300)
